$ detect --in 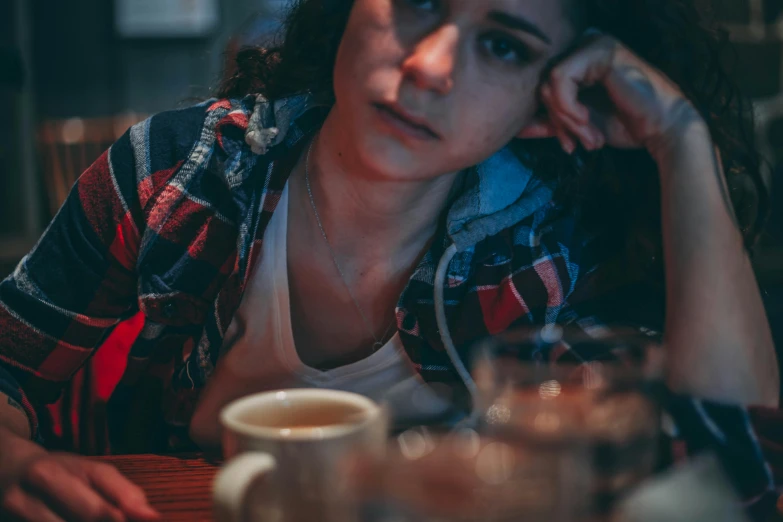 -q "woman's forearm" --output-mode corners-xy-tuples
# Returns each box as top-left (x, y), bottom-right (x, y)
(653, 123), (779, 407)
